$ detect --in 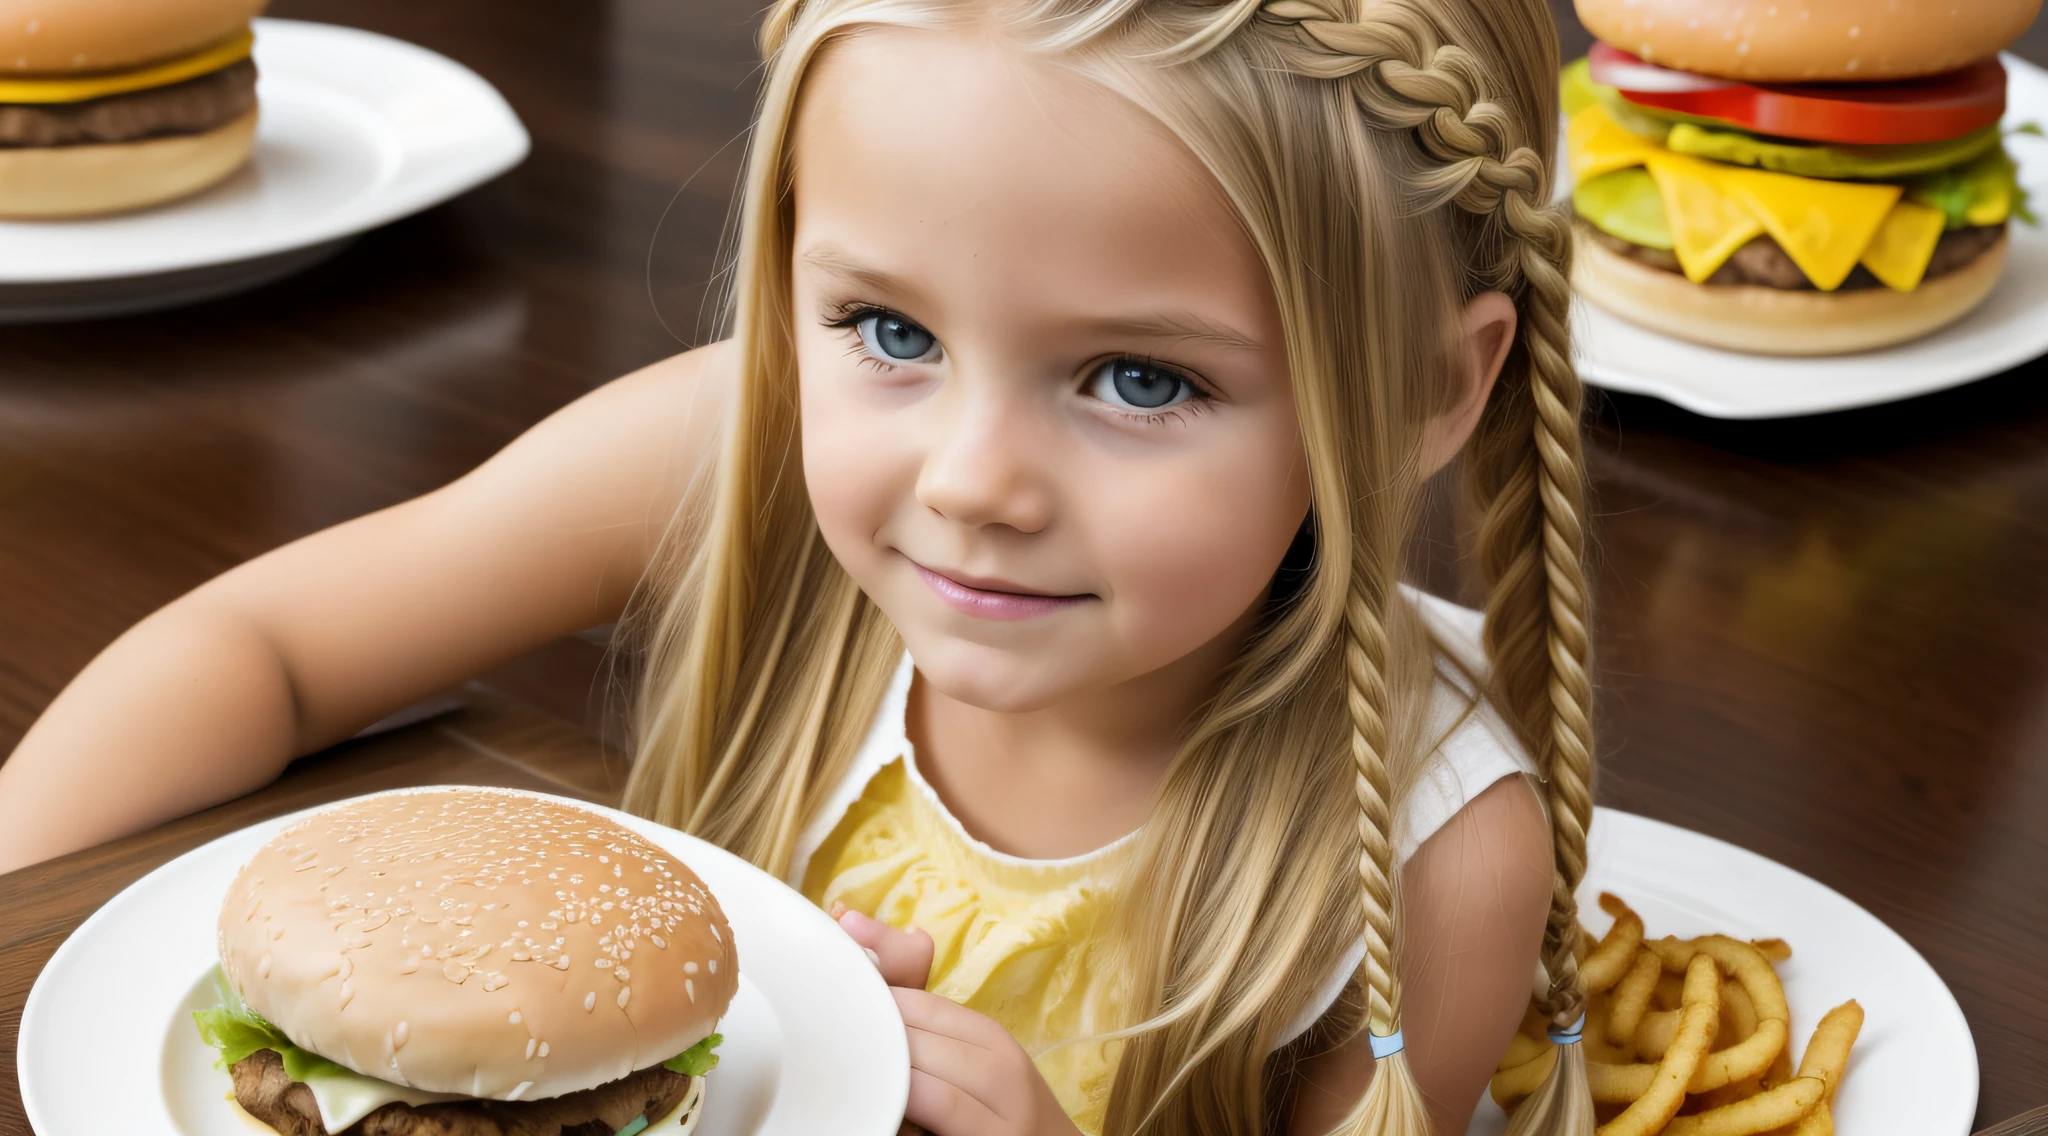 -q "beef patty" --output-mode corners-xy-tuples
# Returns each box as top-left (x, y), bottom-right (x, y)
(1578, 219), (2006, 292)
(0, 57), (256, 148)
(229, 1049), (696, 1136)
